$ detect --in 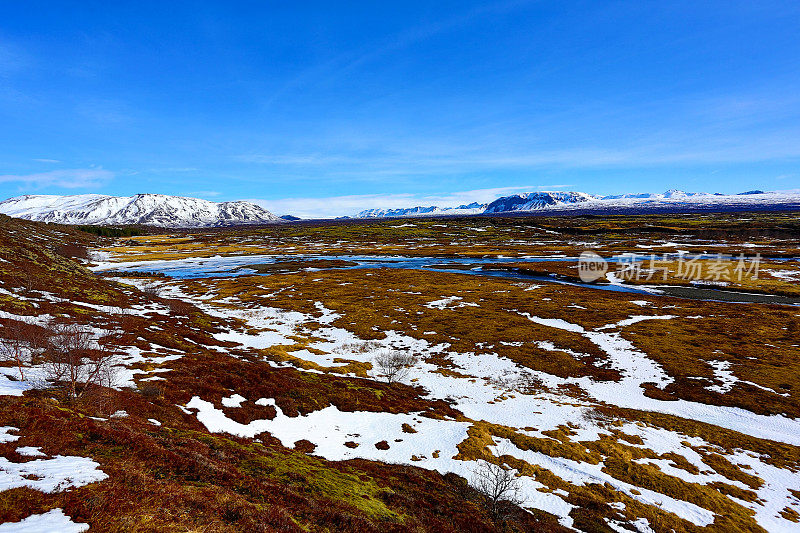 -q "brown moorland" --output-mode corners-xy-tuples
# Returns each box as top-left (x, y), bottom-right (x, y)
(1, 212), (799, 531)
